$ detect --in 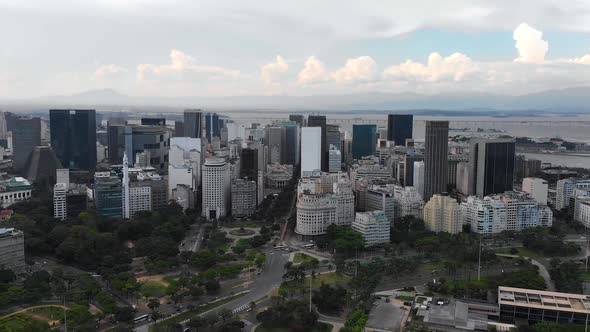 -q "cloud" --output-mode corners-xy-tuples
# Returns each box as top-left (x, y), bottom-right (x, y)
(261, 55), (289, 84)
(569, 54), (590, 65)
(331, 56), (376, 83)
(513, 23), (548, 64)
(137, 49), (239, 81)
(93, 64), (128, 80)
(383, 52), (477, 82)
(297, 56), (329, 84)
